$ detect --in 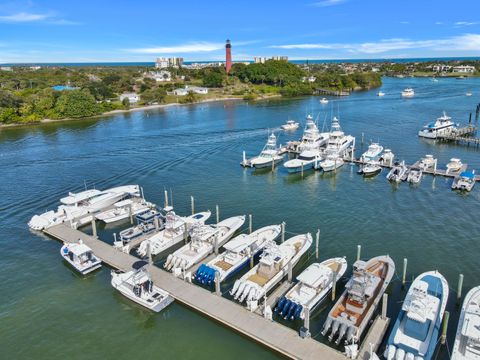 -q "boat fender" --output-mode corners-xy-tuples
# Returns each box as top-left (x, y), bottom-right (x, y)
(275, 297), (287, 313)
(63, 247), (69, 254)
(322, 318), (333, 336)
(384, 345), (396, 360)
(293, 305), (303, 320)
